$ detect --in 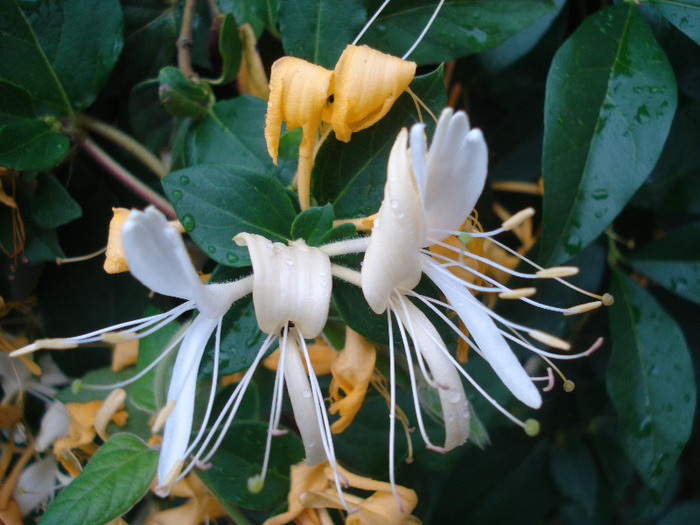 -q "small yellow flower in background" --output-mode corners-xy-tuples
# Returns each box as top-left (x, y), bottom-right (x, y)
(146, 473), (227, 525)
(104, 207), (130, 274)
(262, 462), (328, 525)
(325, 45), (416, 143)
(328, 327), (376, 434)
(263, 338), (337, 376)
